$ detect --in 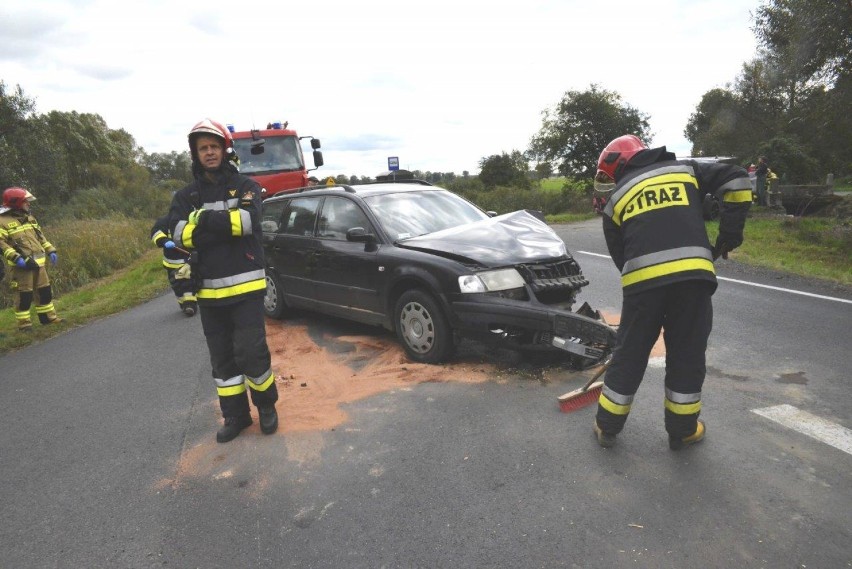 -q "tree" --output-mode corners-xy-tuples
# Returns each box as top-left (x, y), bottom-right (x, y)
(528, 84), (651, 179)
(478, 151), (529, 189)
(0, 82), (38, 190)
